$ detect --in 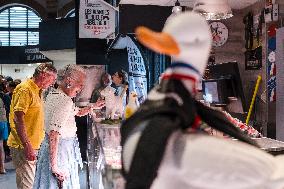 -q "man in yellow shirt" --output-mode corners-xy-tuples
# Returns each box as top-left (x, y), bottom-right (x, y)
(8, 63), (57, 189)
